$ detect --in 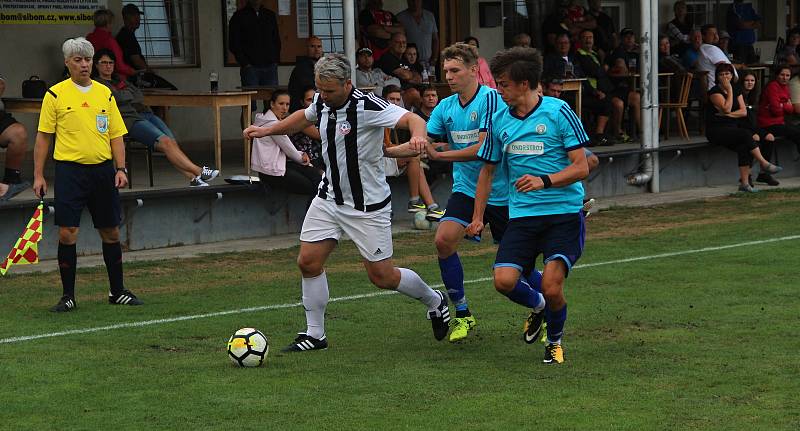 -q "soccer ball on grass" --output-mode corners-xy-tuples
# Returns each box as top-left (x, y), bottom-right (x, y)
(413, 211), (432, 230)
(227, 328), (269, 367)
